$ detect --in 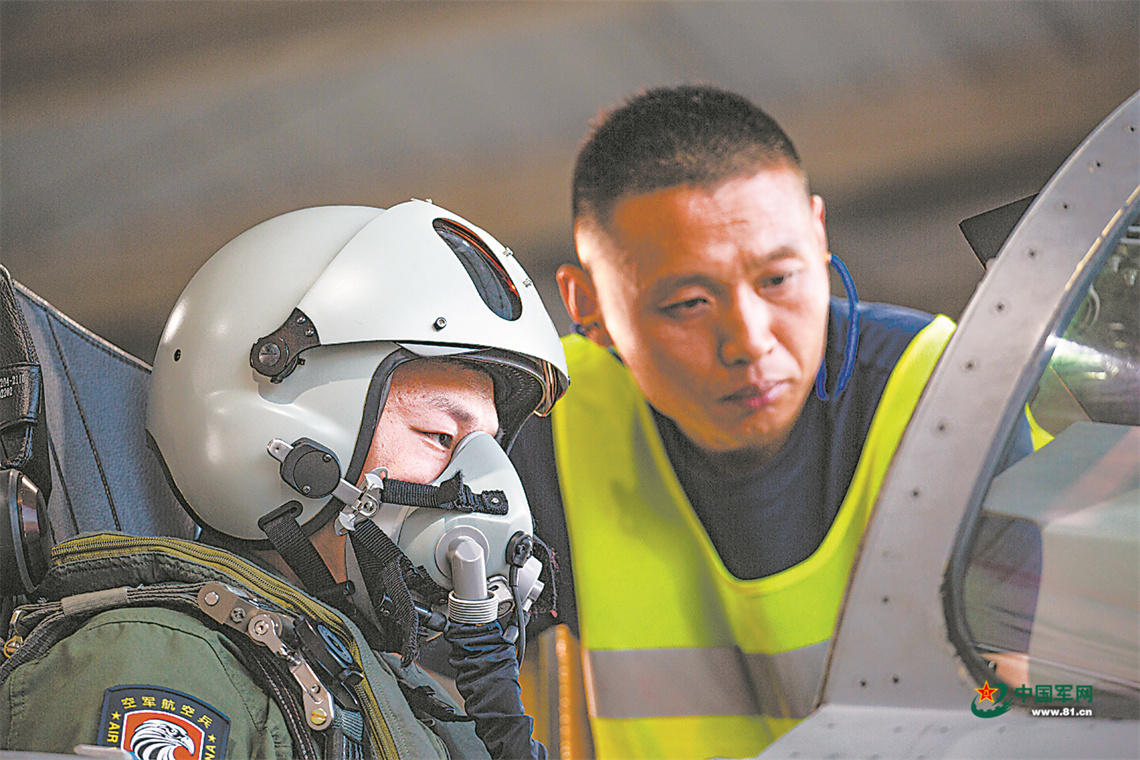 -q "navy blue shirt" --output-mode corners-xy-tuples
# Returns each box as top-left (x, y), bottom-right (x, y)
(512, 299), (936, 636)
(655, 299), (933, 579)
